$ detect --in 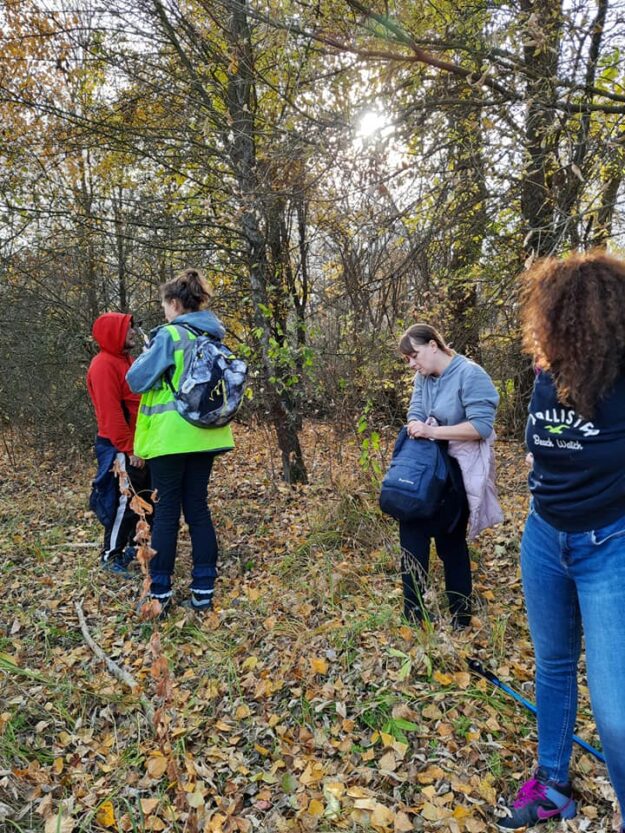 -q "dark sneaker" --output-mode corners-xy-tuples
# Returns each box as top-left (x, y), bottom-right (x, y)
(181, 592), (213, 613)
(452, 616), (471, 632)
(120, 546), (137, 569)
(496, 769), (576, 830)
(402, 605), (436, 627)
(101, 557), (131, 577)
